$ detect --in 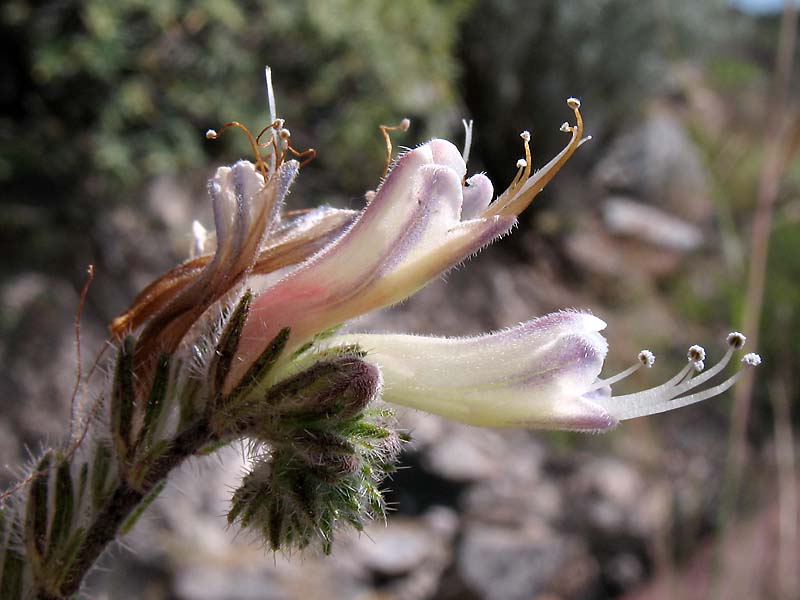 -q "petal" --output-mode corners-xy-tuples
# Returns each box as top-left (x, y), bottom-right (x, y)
(329, 312), (617, 431)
